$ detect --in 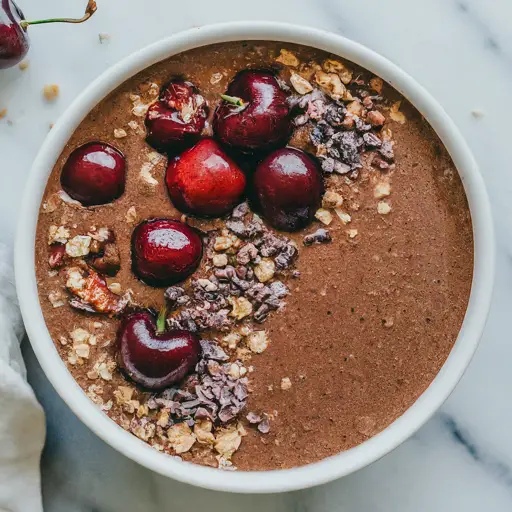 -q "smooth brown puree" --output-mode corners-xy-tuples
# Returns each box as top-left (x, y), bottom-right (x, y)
(35, 42), (473, 470)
